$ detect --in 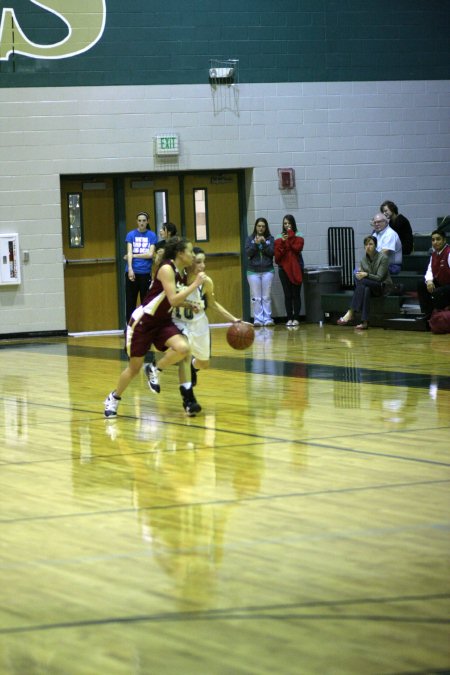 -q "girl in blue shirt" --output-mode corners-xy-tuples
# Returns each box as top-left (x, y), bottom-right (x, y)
(125, 212), (157, 322)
